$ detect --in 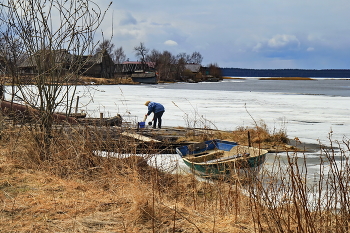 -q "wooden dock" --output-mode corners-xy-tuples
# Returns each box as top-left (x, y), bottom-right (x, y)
(0, 103), (215, 154)
(47, 118), (209, 154)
